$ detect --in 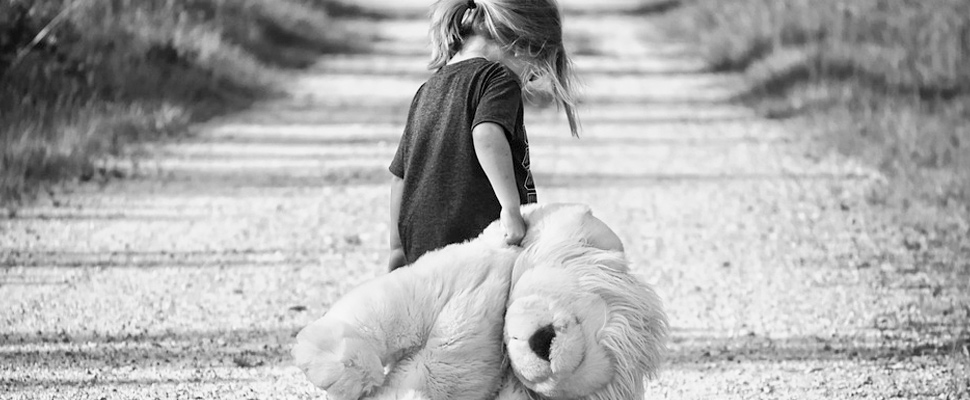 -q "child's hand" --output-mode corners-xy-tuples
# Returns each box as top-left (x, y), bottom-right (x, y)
(501, 207), (526, 246)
